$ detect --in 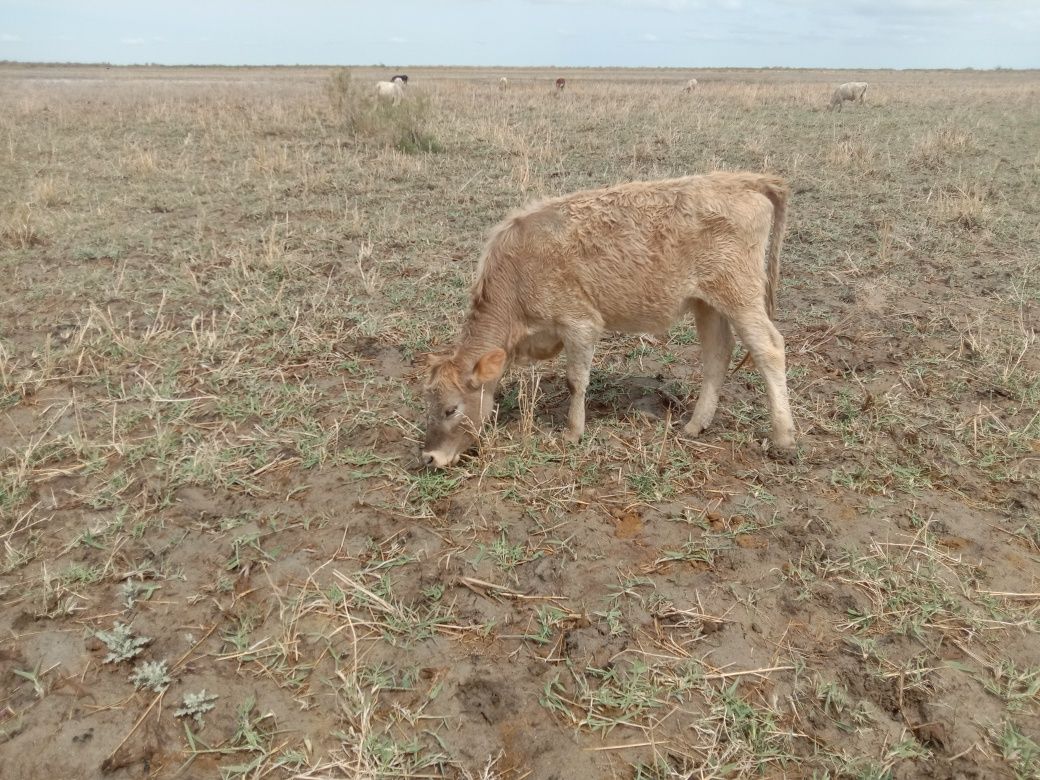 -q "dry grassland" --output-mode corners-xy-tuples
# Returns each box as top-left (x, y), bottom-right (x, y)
(0, 64), (1039, 778)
